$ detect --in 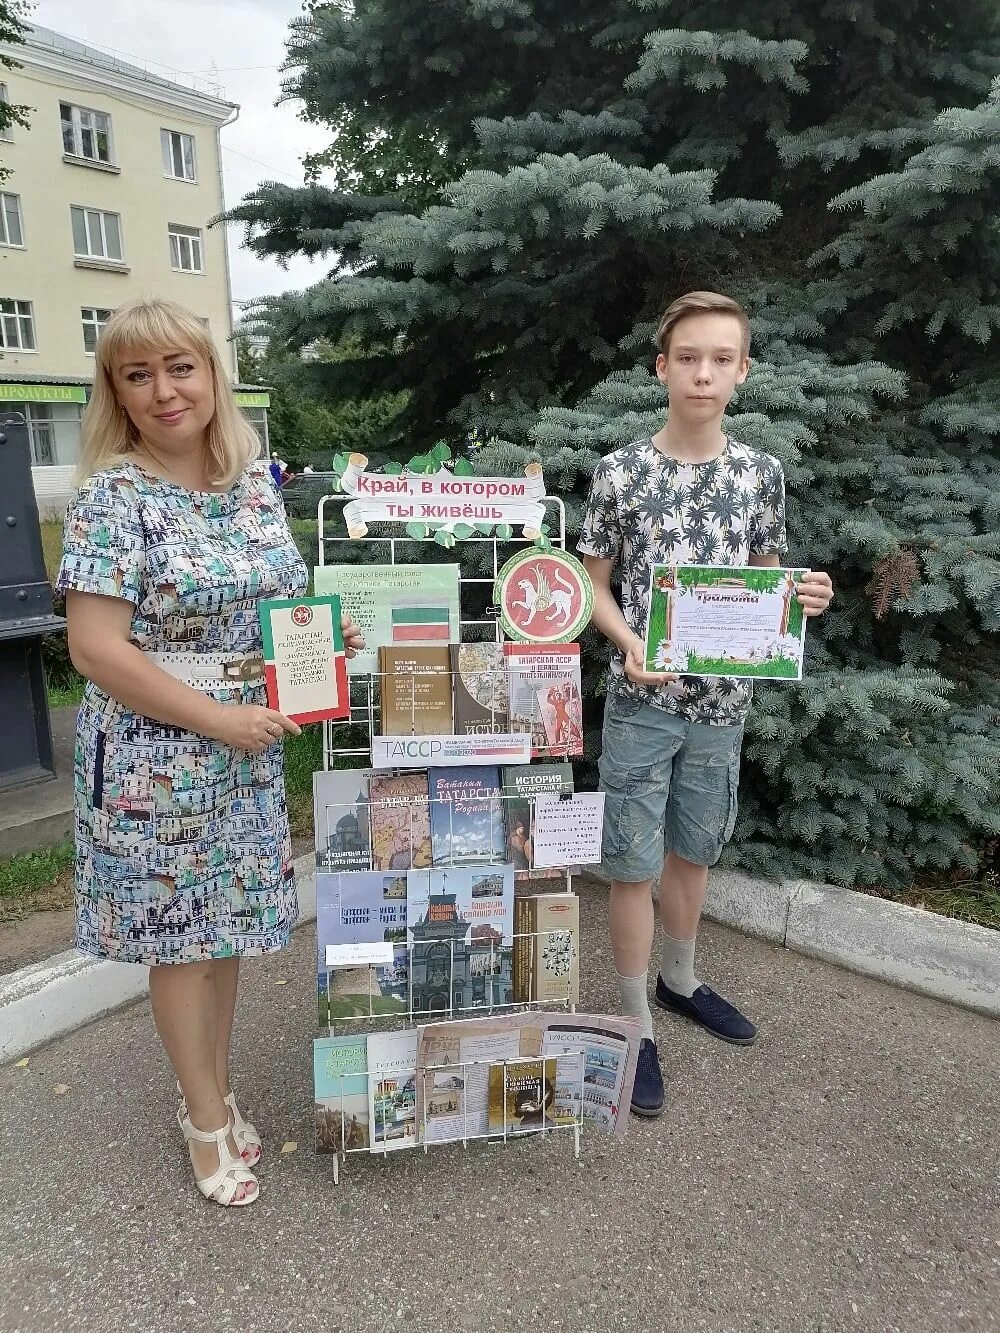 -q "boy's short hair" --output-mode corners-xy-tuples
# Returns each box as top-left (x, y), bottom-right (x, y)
(655, 291), (751, 358)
